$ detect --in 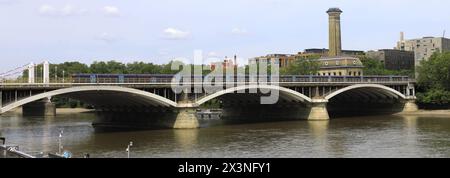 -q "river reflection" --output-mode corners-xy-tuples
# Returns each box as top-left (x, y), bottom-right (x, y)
(0, 112), (449, 158)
